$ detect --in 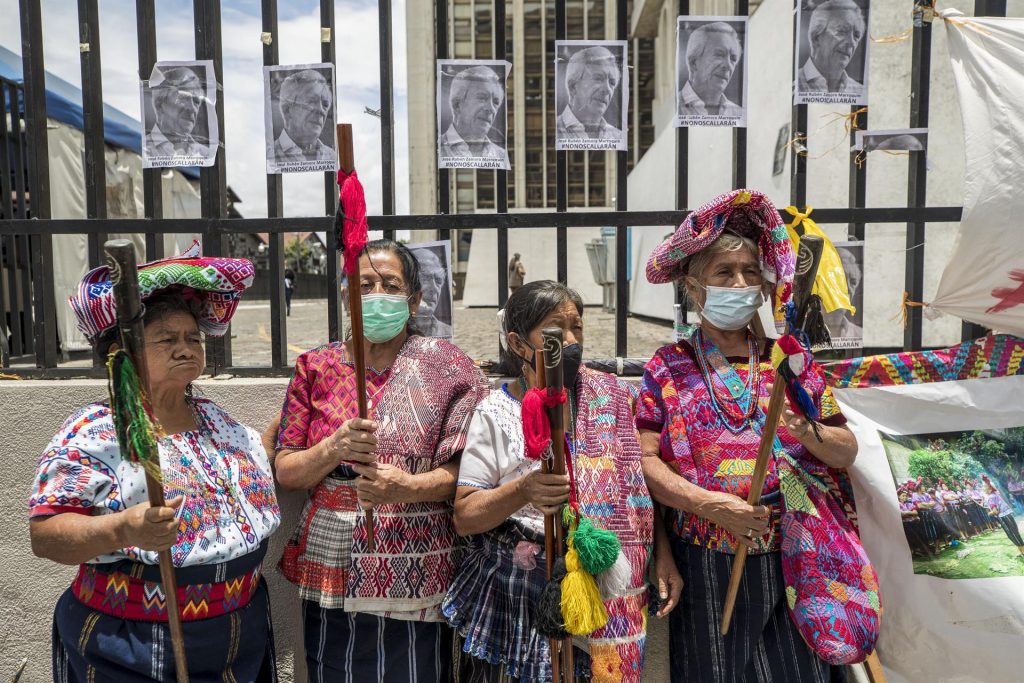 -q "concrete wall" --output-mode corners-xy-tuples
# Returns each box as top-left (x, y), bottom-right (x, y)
(0, 377), (671, 682)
